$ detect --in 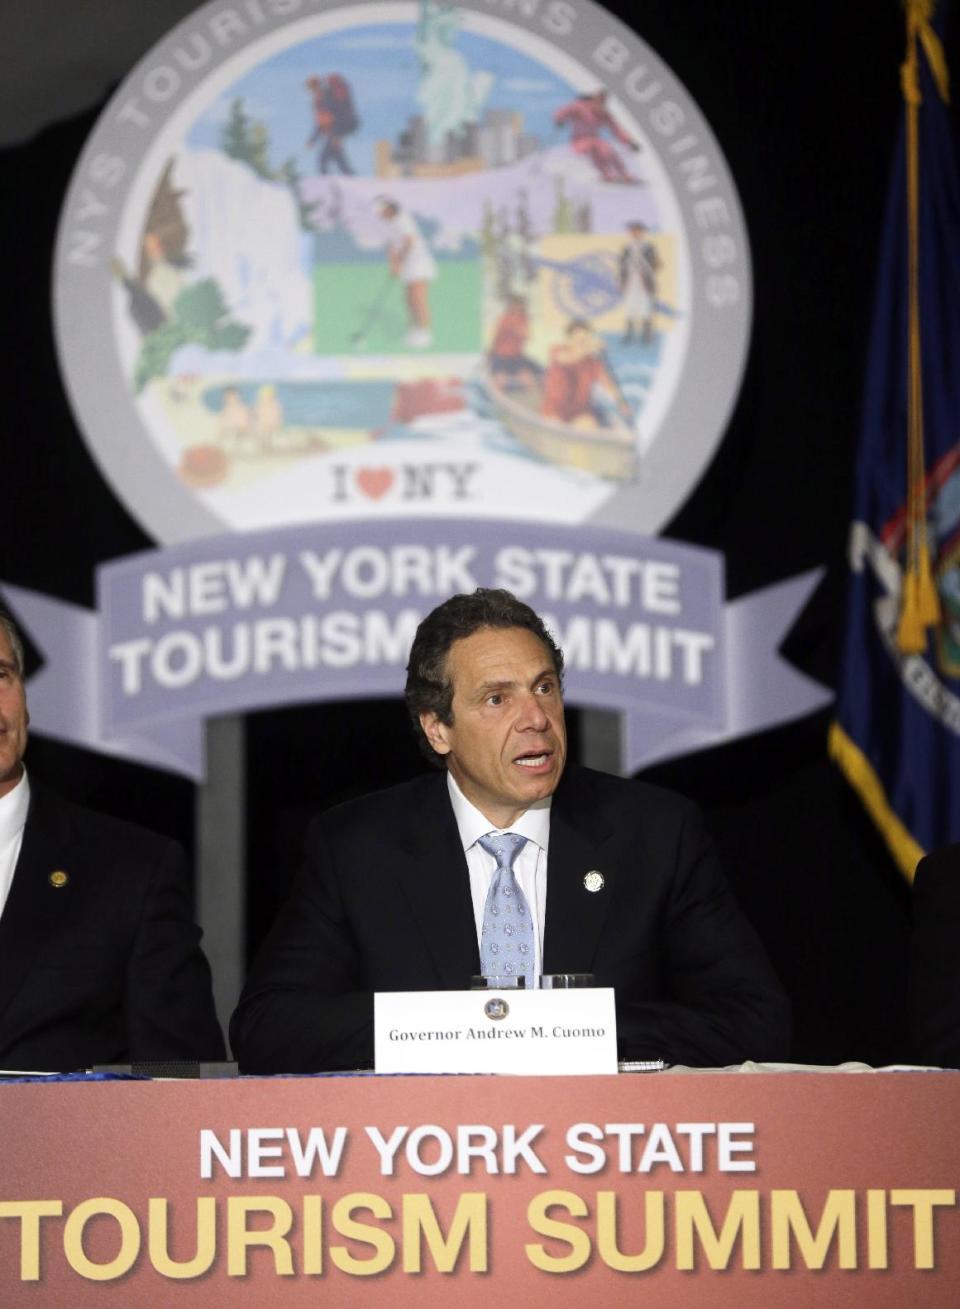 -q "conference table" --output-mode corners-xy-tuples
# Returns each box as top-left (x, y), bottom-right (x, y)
(1, 1065), (959, 1306)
